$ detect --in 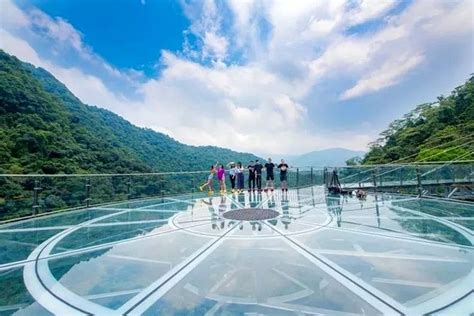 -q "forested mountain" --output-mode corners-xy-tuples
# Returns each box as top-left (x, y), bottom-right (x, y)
(363, 76), (474, 164)
(0, 50), (260, 175)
